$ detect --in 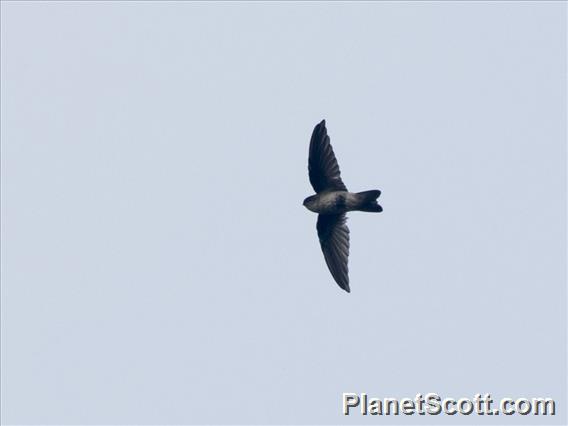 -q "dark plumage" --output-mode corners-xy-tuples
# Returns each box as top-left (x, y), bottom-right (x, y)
(303, 120), (382, 292)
